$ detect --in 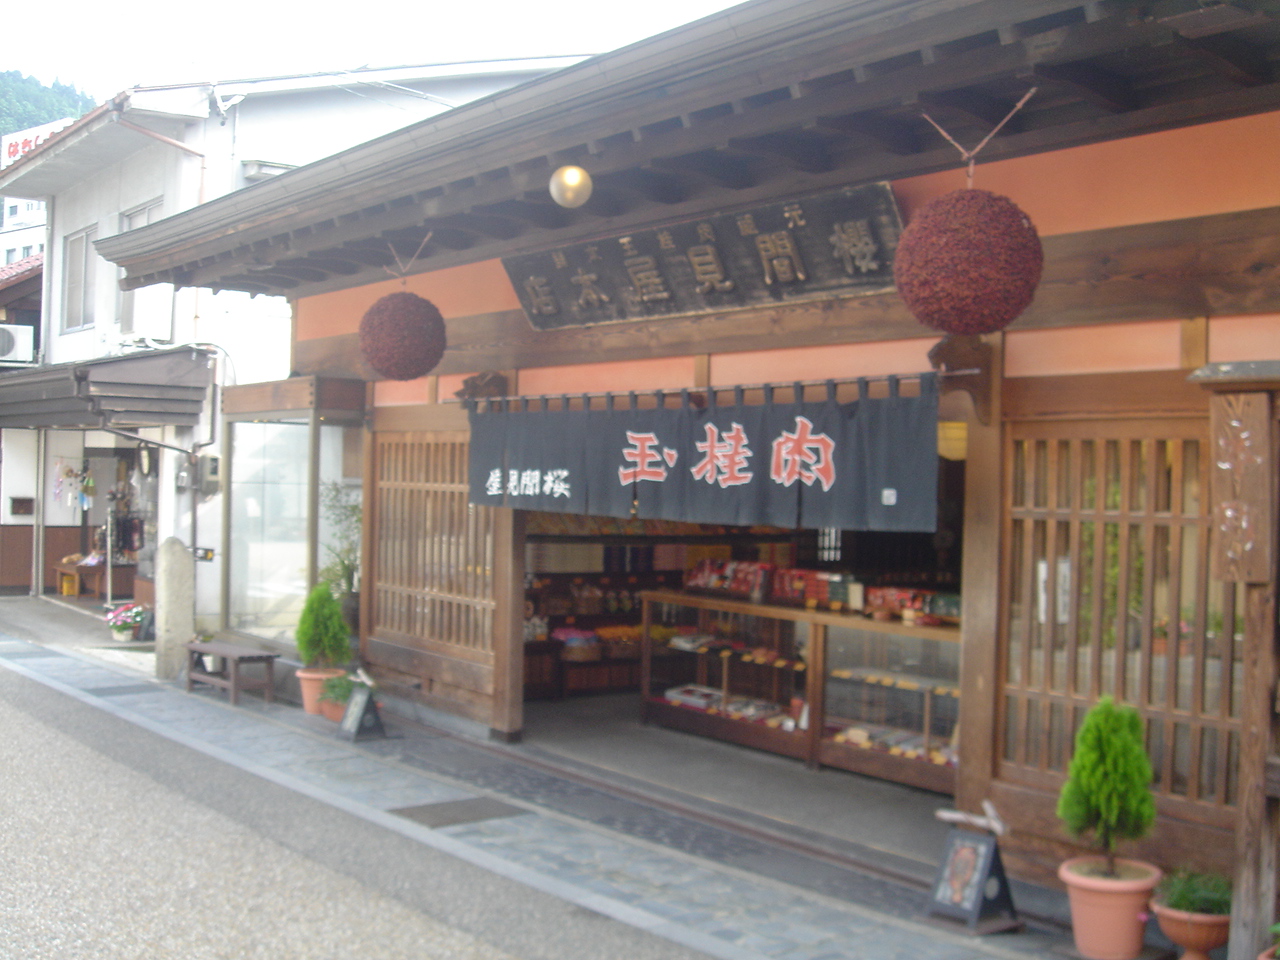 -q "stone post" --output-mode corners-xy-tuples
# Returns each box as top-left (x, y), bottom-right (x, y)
(155, 537), (195, 681)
